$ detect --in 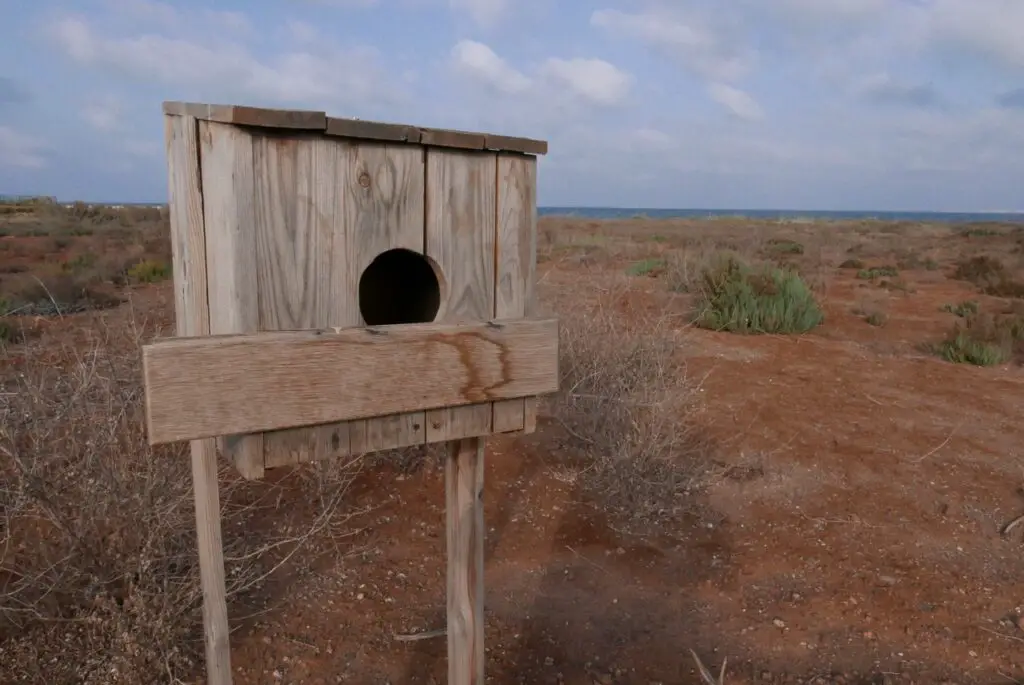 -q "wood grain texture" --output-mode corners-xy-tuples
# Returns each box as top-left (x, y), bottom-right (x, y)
(198, 120), (264, 479)
(426, 149), (498, 440)
(164, 113), (233, 685)
(339, 143), (428, 455)
(143, 318), (559, 445)
(164, 101), (326, 130)
(492, 154), (540, 433)
(446, 437), (486, 685)
(260, 140), (427, 465)
(249, 132), (350, 467)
